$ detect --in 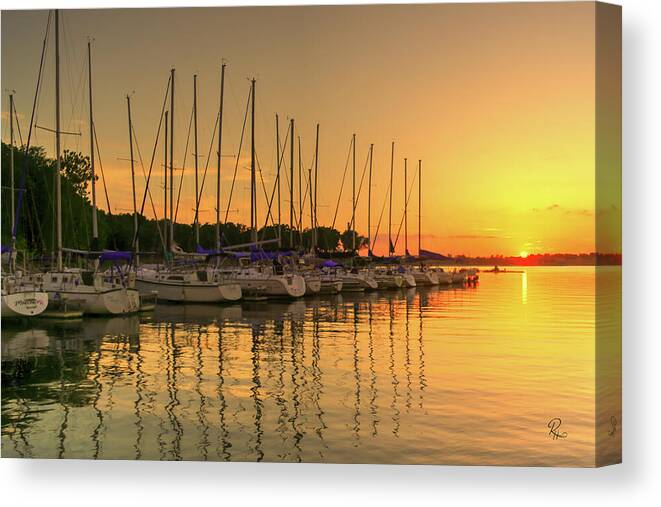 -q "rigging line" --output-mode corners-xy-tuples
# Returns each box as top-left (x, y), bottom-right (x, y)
(223, 86), (251, 226)
(173, 103), (194, 226)
(349, 148), (371, 232)
(393, 171), (418, 249)
(61, 14), (85, 151)
(131, 74), (172, 254)
(256, 151), (276, 226)
(12, 102), (25, 147)
(259, 122), (292, 236)
(131, 123), (166, 251)
(12, 11), (51, 242)
(372, 180), (391, 253)
(92, 123), (112, 214)
(195, 100), (221, 229)
(330, 137), (354, 231)
(257, 123), (298, 227)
